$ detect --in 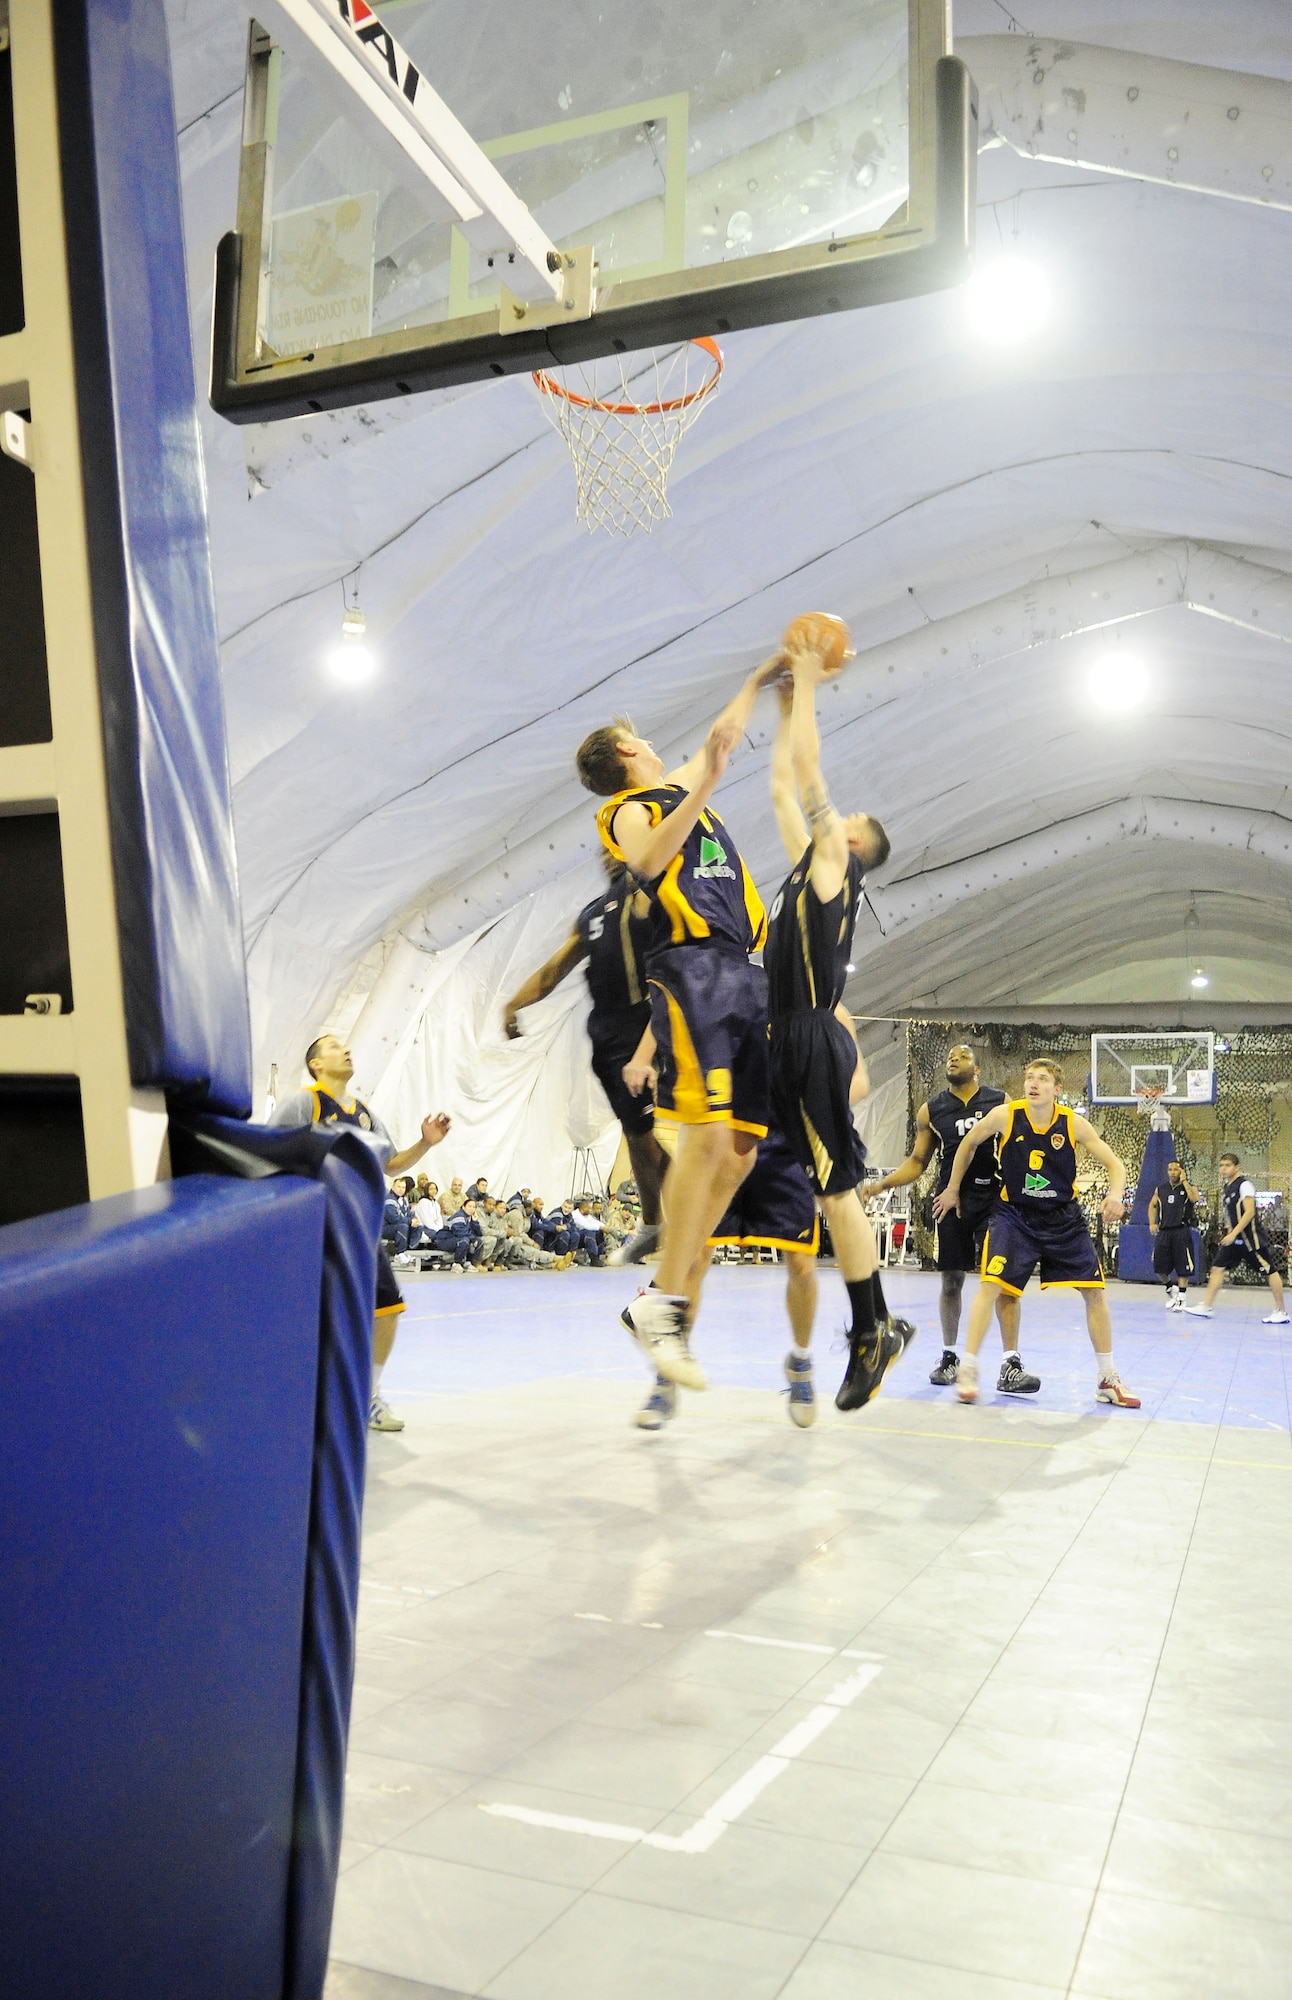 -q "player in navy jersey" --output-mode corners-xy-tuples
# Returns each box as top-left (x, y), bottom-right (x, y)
(504, 859), (668, 1262)
(577, 659), (782, 1393)
(1184, 1151), (1290, 1322)
(936, 1057), (1140, 1407)
(764, 646), (912, 1412)
(270, 1033), (451, 1432)
(1148, 1158), (1202, 1310)
(871, 1045), (1034, 1392)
